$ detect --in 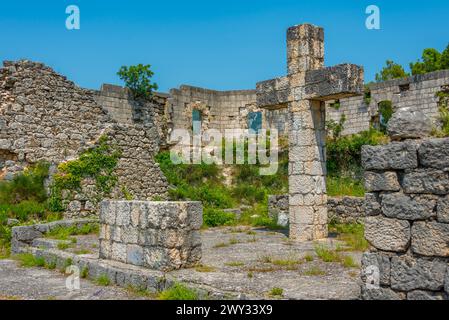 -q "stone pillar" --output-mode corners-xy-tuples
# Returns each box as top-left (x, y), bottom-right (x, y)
(287, 25), (327, 241)
(360, 114), (449, 300)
